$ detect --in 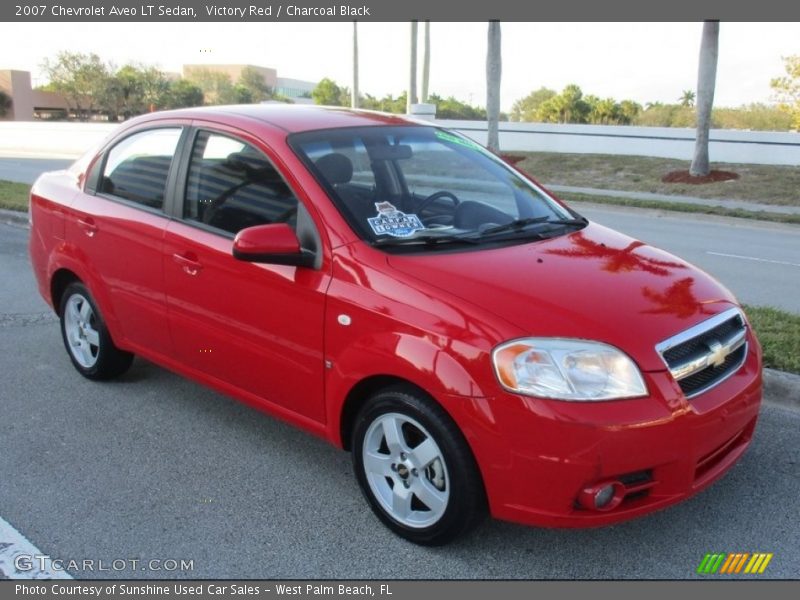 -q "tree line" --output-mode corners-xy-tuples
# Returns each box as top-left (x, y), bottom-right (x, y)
(37, 51), (289, 121)
(310, 77), (496, 120)
(310, 74), (797, 132)
(11, 50), (800, 132)
(508, 84), (794, 131)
